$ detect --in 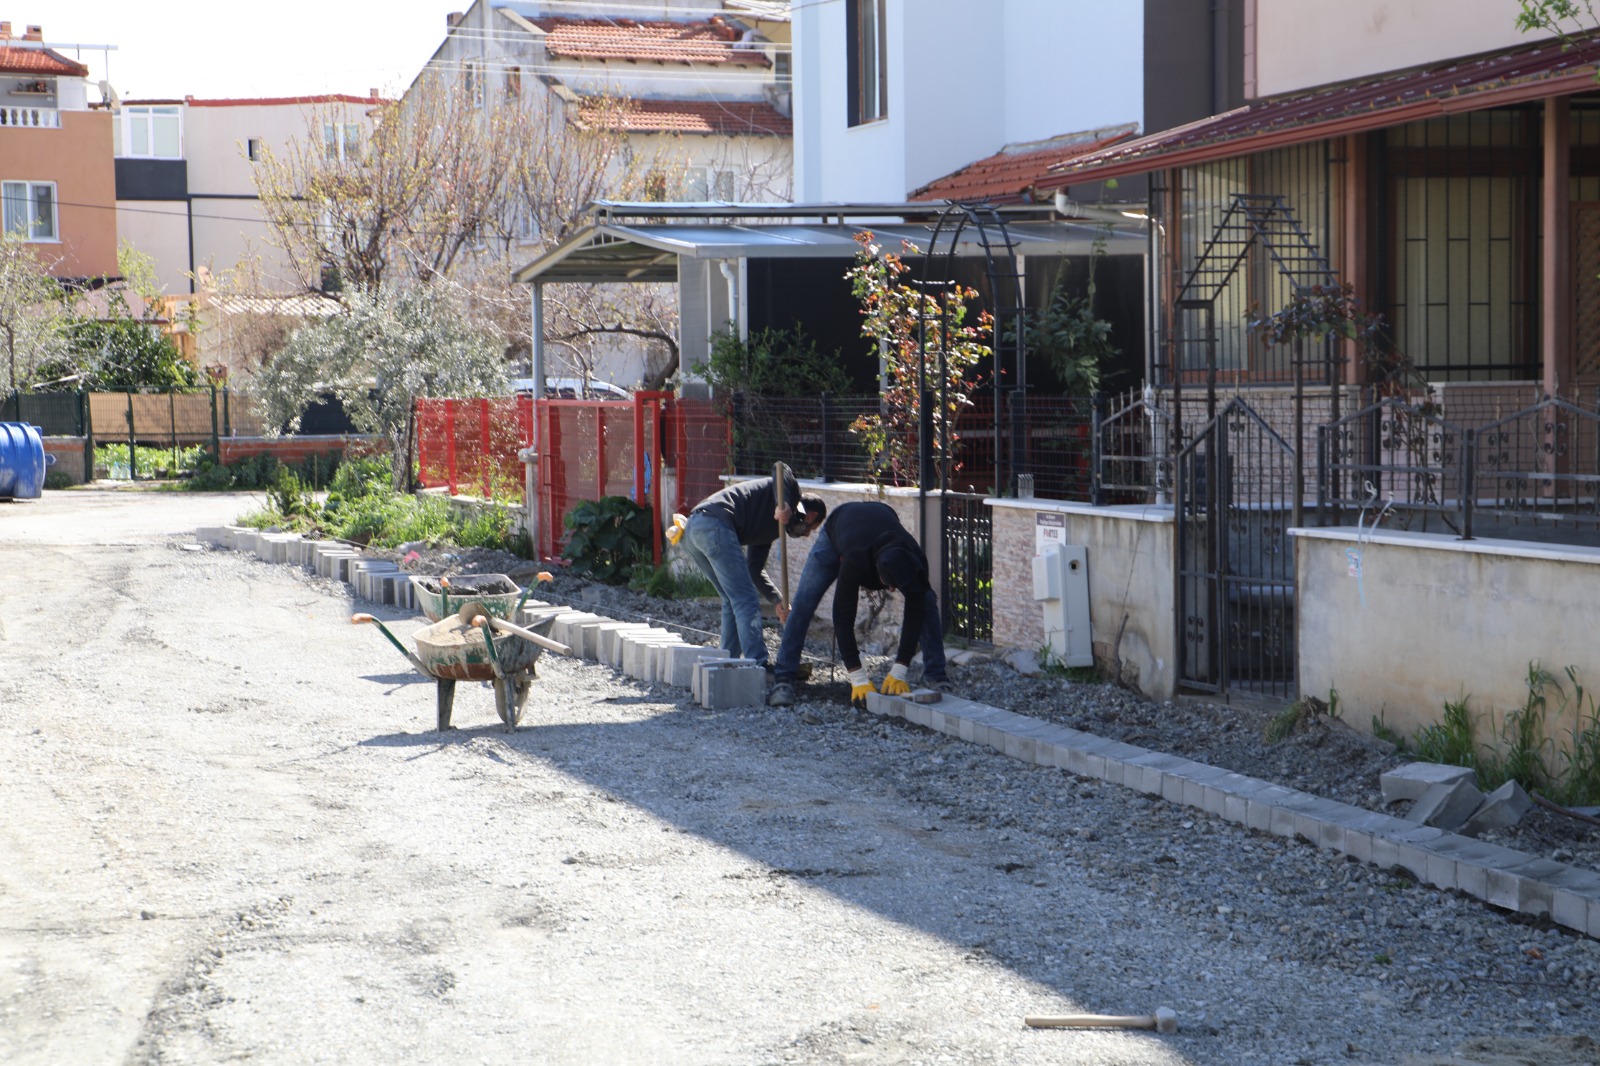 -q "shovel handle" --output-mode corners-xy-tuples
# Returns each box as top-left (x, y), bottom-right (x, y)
(485, 614), (572, 656)
(352, 613), (431, 674)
